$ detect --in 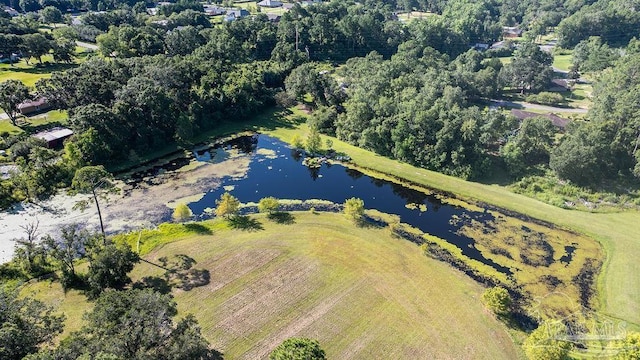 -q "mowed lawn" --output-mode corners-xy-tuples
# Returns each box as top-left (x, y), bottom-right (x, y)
(0, 48), (91, 87)
(25, 213), (519, 360)
(263, 120), (640, 329)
